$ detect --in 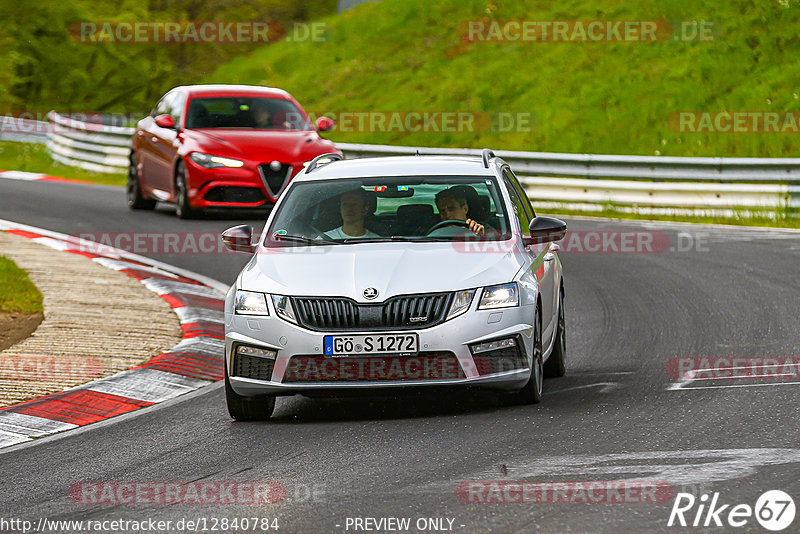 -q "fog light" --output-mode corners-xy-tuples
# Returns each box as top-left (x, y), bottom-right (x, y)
(470, 337), (516, 355)
(236, 345), (277, 360)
